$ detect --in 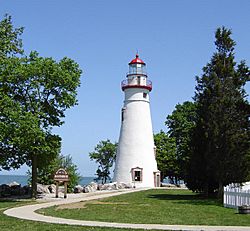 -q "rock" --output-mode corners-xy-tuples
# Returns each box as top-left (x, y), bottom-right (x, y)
(89, 182), (98, 191)
(48, 184), (56, 193)
(8, 181), (20, 187)
(98, 184), (108, 191)
(83, 185), (90, 193)
(74, 185), (83, 193)
(116, 182), (132, 189)
(124, 183), (133, 188)
(98, 182), (132, 191)
(37, 184), (50, 194)
(83, 182), (98, 193)
(82, 181), (132, 193)
(109, 183), (117, 190)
